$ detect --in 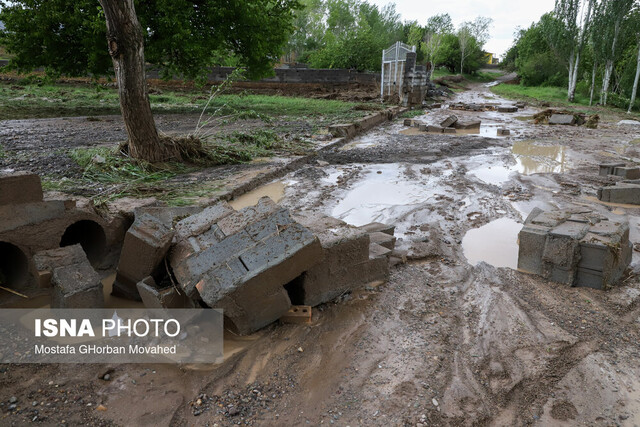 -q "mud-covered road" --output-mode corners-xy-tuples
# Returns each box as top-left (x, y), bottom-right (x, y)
(2, 82), (640, 426)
